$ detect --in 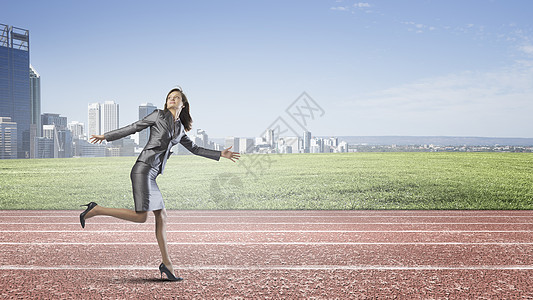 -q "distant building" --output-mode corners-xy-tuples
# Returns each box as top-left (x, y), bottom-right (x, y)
(0, 117), (18, 159)
(255, 137), (265, 146)
(29, 65), (41, 134)
(303, 131), (311, 153)
(278, 136), (299, 154)
(101, 101), (119, 134)
(213, 142), (223, 151)
(72, 139), (83, 157)
(37, 125), (55, 158)
(196, 129), (208, 147)
(239, 137), (254, 154)
(174, 129), (217, 155)
(34, 137), (54, 158)
(0, 24), (31, 158)
(109, 136), (135, 156)
(264, 129), (274, 148)
(310, 137), (323, 153)
(225, 136), (239, 153)
(38, 124), (72, 158)
(338, 141), (348, 153)
(106, 147), (121, 157)
(68, 121), (85, 140)
(138, 103), (157, 147)
(87, 103), (101, 137)
(193, 135), (204, 148)
(89, 101), (141, 156)
(278, 139), (291, 154)
(75, 139), (106, 157)
(38, 113), (73, 158)
(324, 137), (338, 153)
(57, 129), (72, 158)
(29, 65), (41, 158)
(41, 113), (67, 130)
(328, 137), (338, 147)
